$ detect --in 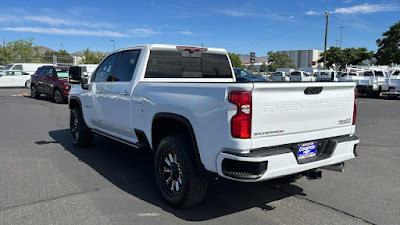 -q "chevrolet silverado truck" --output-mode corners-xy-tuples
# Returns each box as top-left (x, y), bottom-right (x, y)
(68, 44), (359, 208)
